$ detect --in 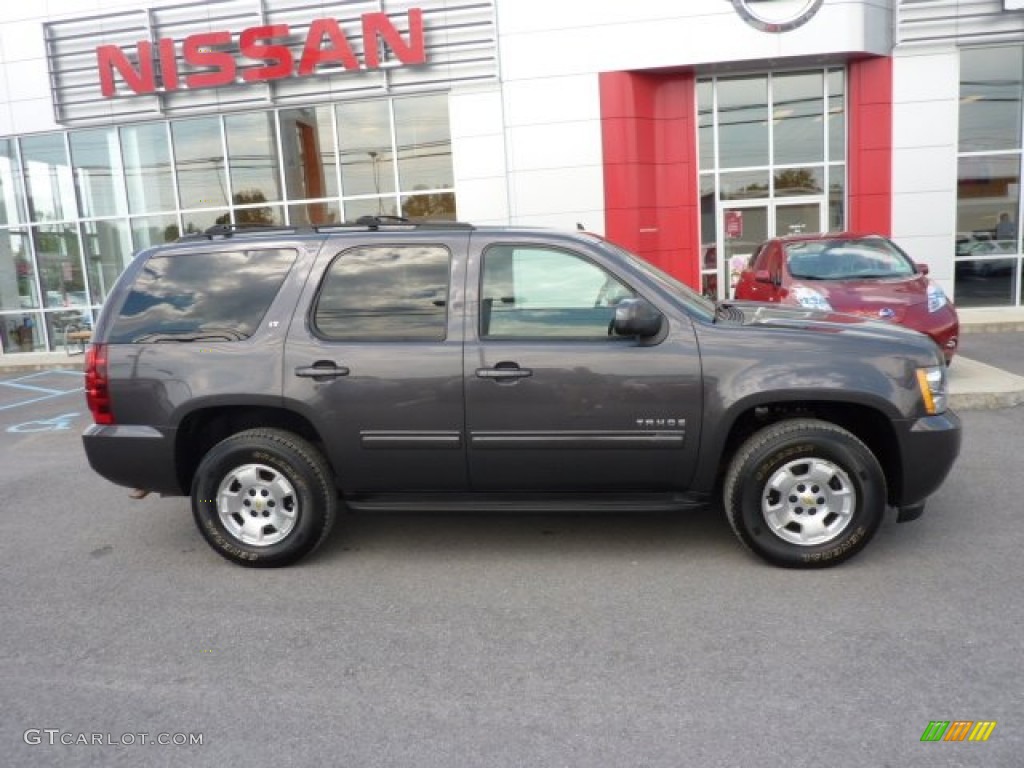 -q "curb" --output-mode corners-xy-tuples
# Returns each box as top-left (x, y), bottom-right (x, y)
(0, 358), (84, 373)
(950, 390), (1024, 411)
(960, 321), (1024, 334)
